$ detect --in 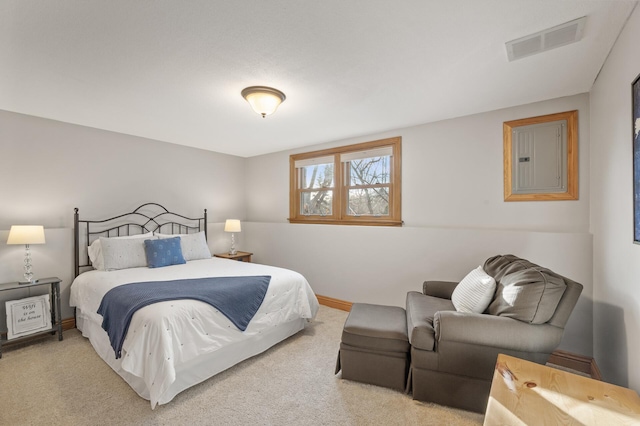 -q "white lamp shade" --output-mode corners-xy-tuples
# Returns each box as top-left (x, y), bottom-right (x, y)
(224, 219), (241, 233)
(7, 225), (46, 245)
(241, 86), (286, 117)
